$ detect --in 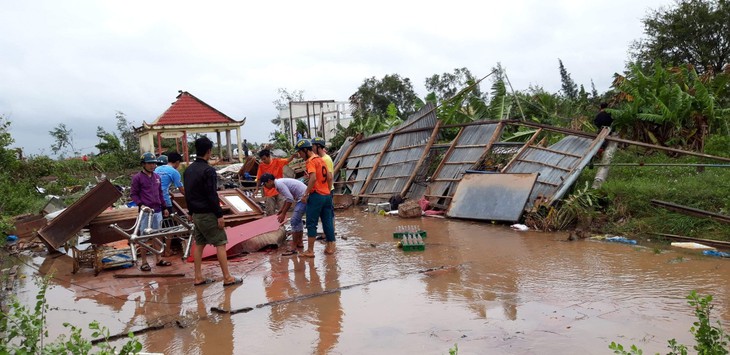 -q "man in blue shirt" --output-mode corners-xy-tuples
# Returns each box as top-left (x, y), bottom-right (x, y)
(259, 173), (307, 256)
(155, 152), (185, 214)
